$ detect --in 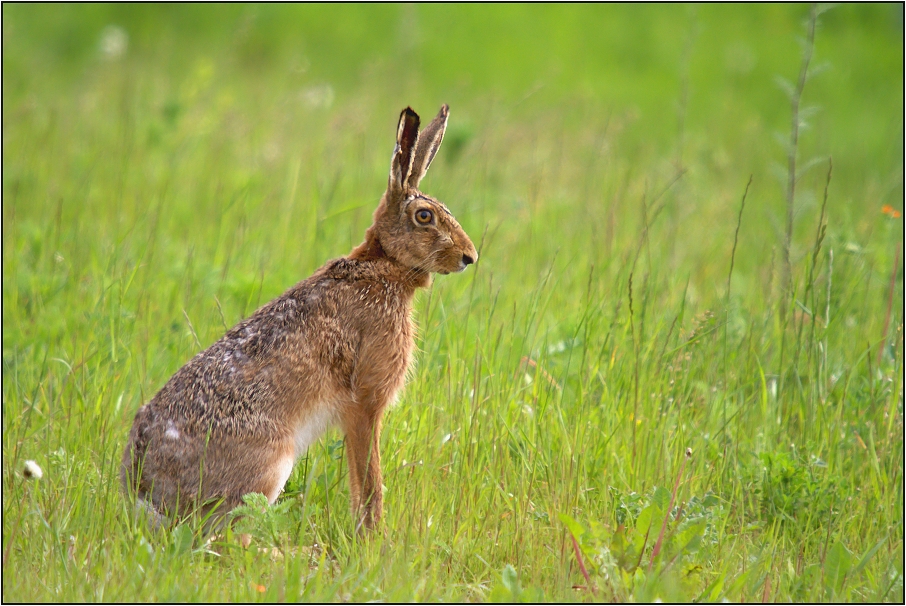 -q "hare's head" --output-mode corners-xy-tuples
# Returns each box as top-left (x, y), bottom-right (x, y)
(370, 105), (478, 276)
